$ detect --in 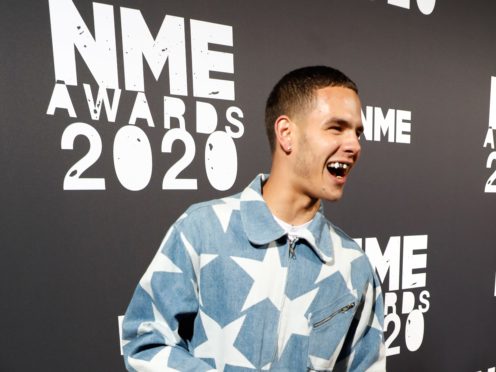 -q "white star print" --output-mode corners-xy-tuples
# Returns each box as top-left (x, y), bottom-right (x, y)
(261, 362), (272, 370)
(128, 347), (179, 372)
(140, 229), (182, 300)
(137, 303), (180, 346)
(181, 233), (218, 282)
(277, 288), (319, 358)
(309, 354), (333, 370)
(371, 287), (383, 332)
(180, 233), (217, 305)
(231, 243), (287, 311)
(315, 228), (362, 294)
(118, 315), (129, 355)
(240, 186), (264, 201)
(212, 198), (240, 233)
(351, 282), (383, 348)
(194, 311), (255, 371)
